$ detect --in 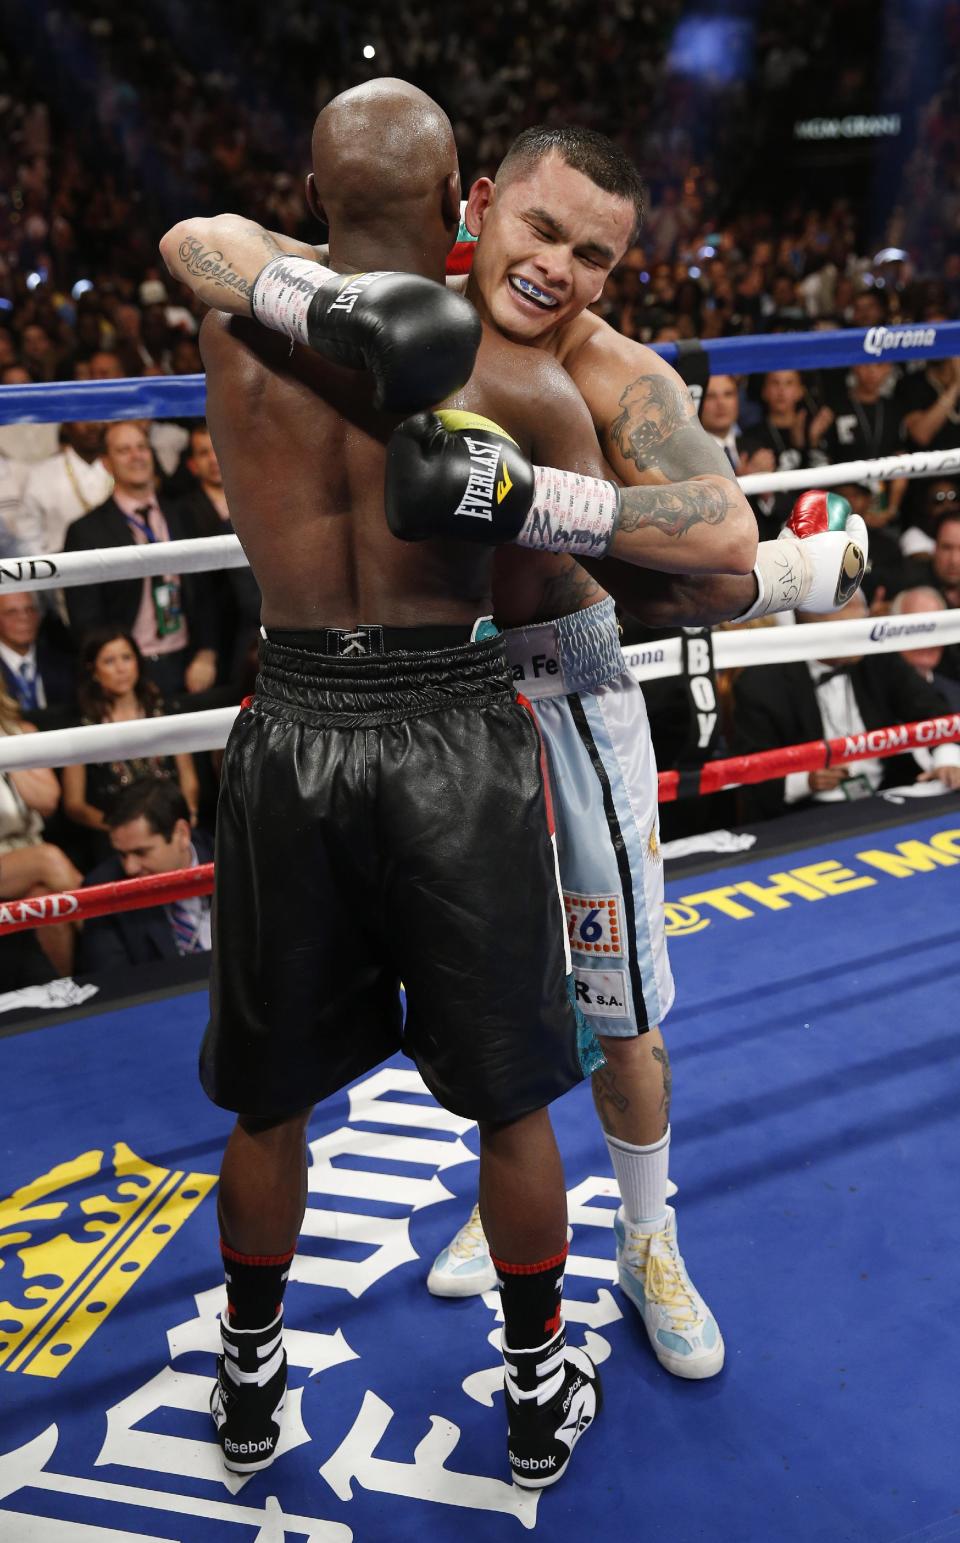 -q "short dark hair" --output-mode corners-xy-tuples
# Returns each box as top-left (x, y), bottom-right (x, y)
(496, 125), (646, 242)
(106, 778), (190, 839)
